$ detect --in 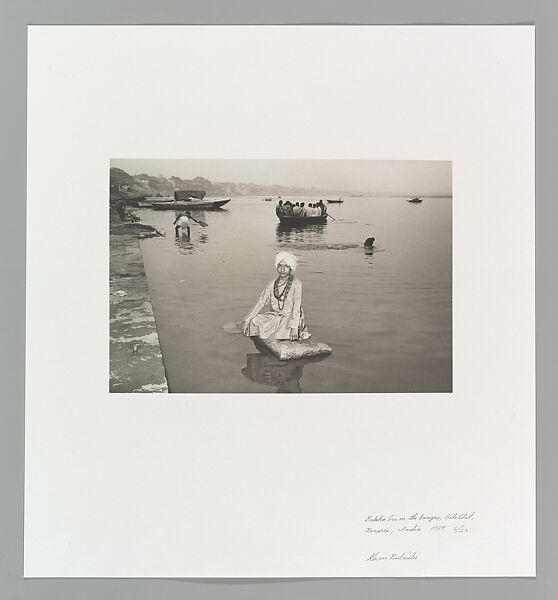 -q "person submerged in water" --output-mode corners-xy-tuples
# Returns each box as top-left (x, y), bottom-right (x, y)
(241, 251), (311, 341)
(174, 211), (206, 237)
(174, 212), (192, 237)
